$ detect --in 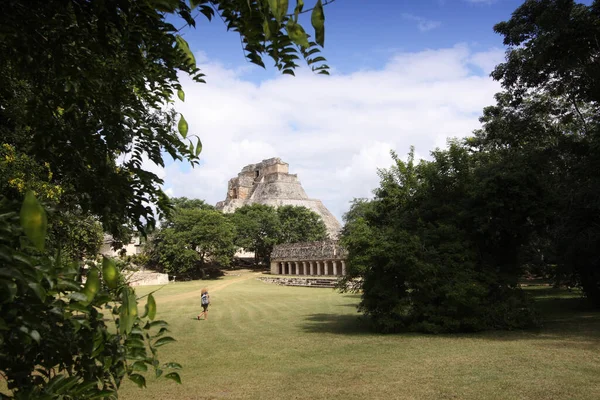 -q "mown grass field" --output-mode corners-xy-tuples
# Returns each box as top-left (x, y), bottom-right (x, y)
(117, 271), (600, 400)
